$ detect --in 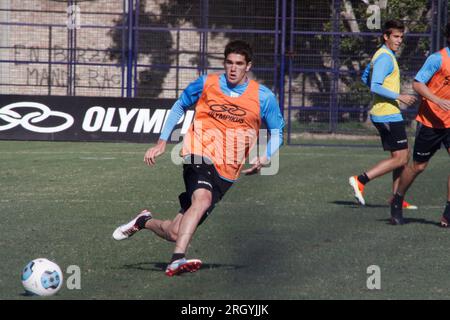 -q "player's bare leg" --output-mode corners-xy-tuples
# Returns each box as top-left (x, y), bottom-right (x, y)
(447, 174), (450, 202)
(366, 149), (409, 181)
(390, 165), (417, 209)
(392, 166), (403, 194)
(390, 160), (428, 224)
(350, 149), (409, 206)
(165, 188), (212, 276)
(173, 188), (212, 254)
(144, 213), (183, 242)
(113, 210), (183, 241)
(439, 151), (450, 227)
(396, 160), (428, 196)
